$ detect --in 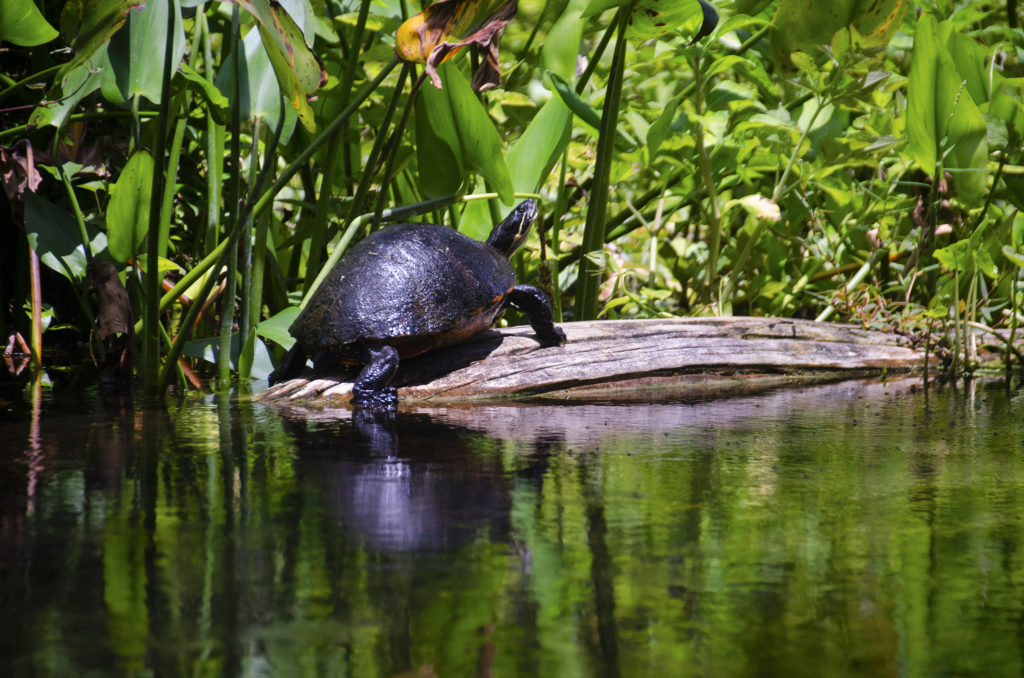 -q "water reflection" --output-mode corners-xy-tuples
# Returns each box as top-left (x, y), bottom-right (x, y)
(1, 377), (1023, 677)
